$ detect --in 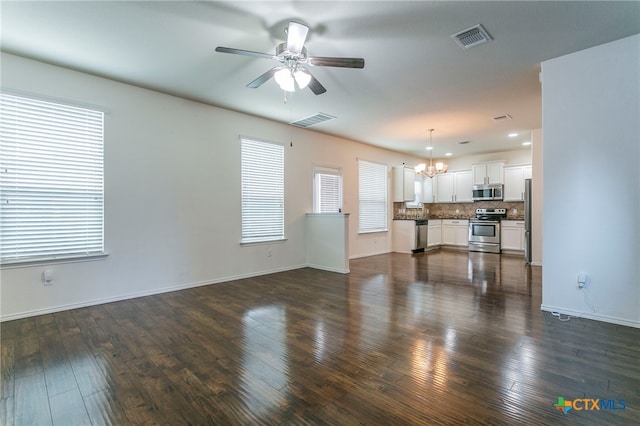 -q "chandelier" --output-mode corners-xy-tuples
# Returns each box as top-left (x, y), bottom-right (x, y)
(415, 129), (448, 178)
